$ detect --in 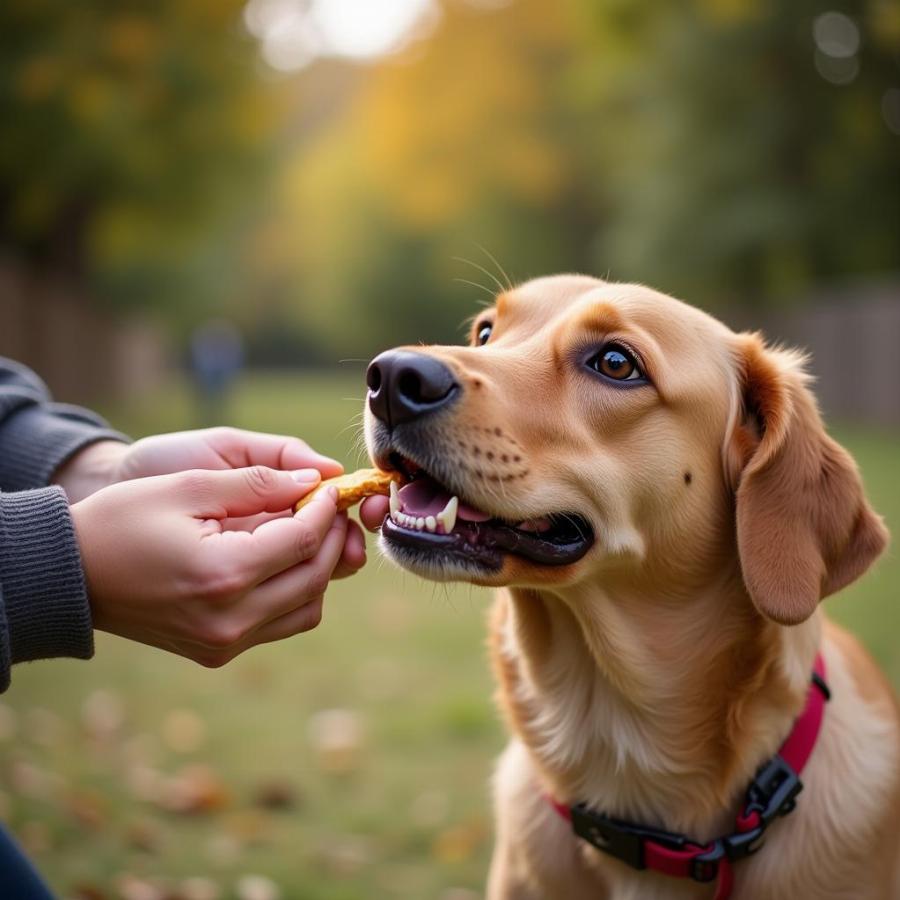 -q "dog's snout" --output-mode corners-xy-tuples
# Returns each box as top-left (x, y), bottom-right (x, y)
(367, 350), (458, 427)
